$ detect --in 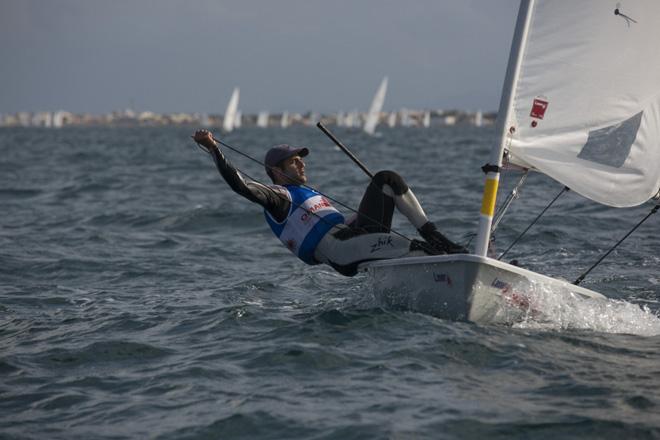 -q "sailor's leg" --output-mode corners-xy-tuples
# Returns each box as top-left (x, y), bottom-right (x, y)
(314, 227), (417, 276)
(355, 170), (429, 232)
(359, 170), (466, 254)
